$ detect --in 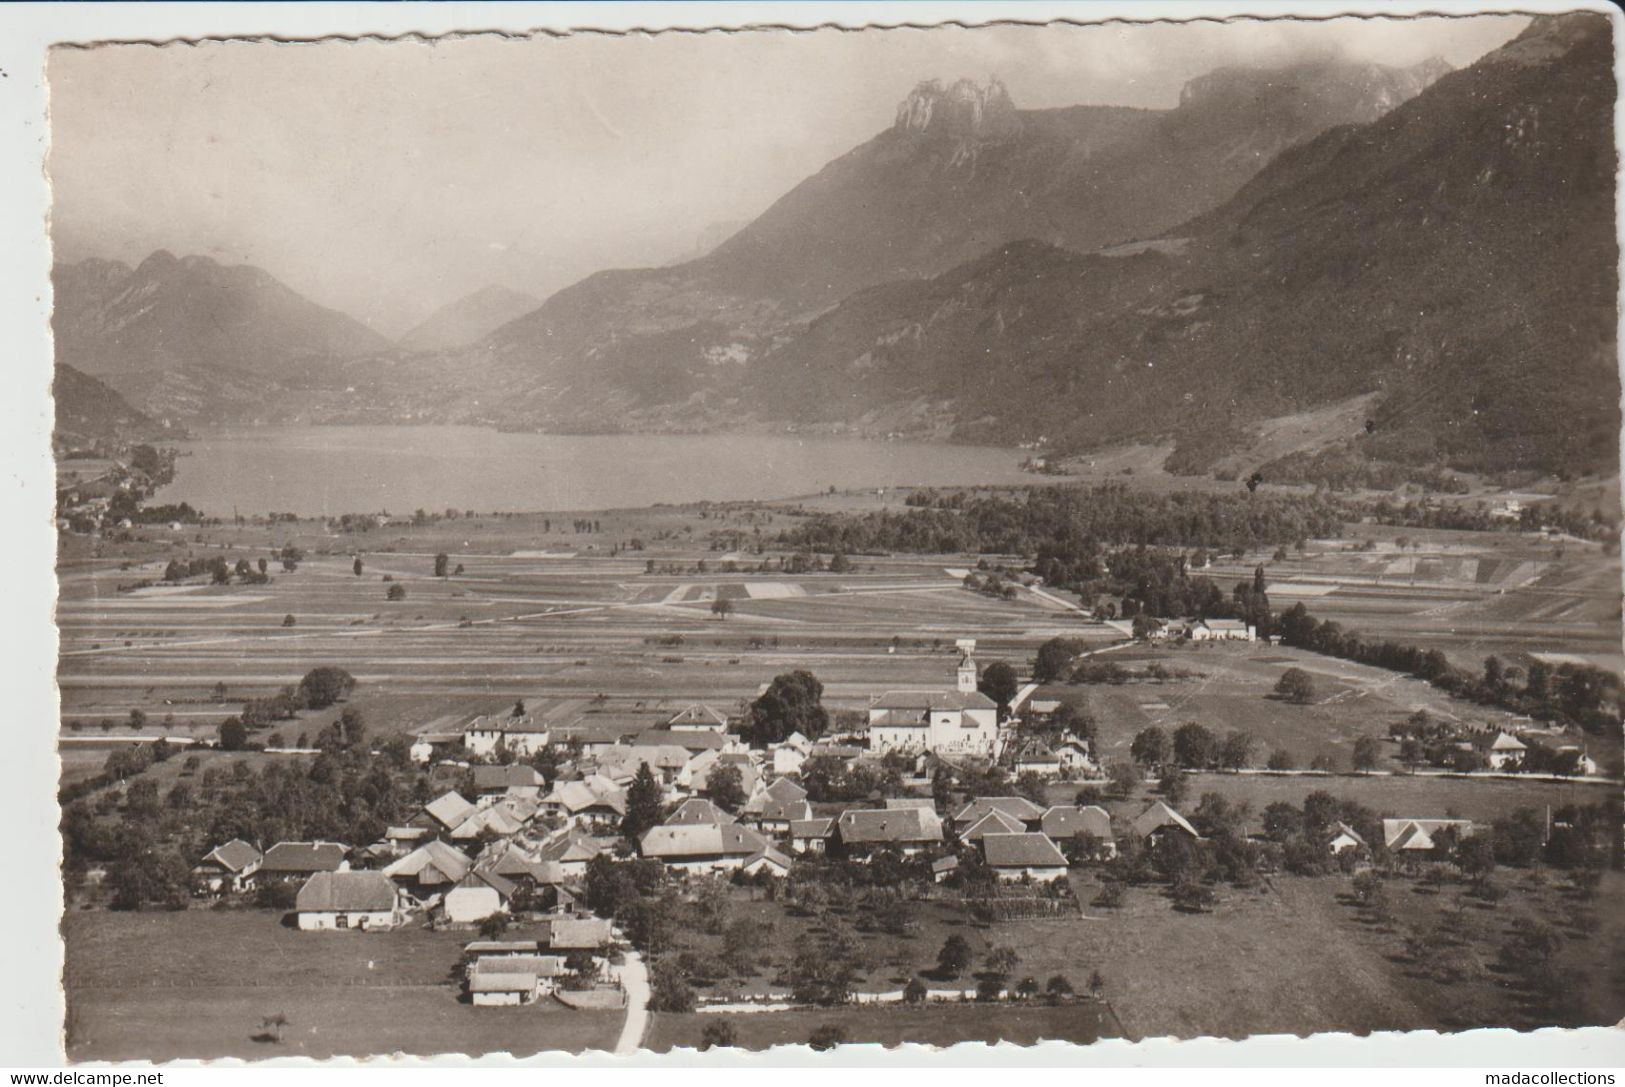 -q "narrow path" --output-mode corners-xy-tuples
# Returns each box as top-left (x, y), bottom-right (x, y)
(612, 949), (650, 1055)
